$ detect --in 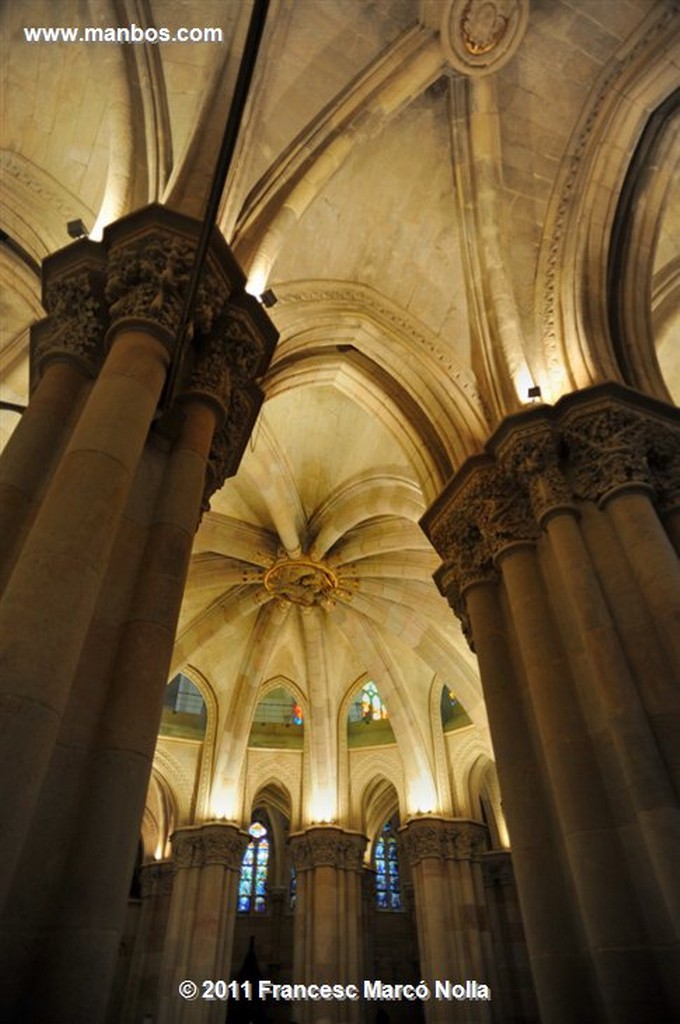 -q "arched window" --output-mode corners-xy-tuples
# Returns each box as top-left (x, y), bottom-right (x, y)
(238, 822), (269, 912)
(374, 819), (402, 910)
(361, 681), (388, 721)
